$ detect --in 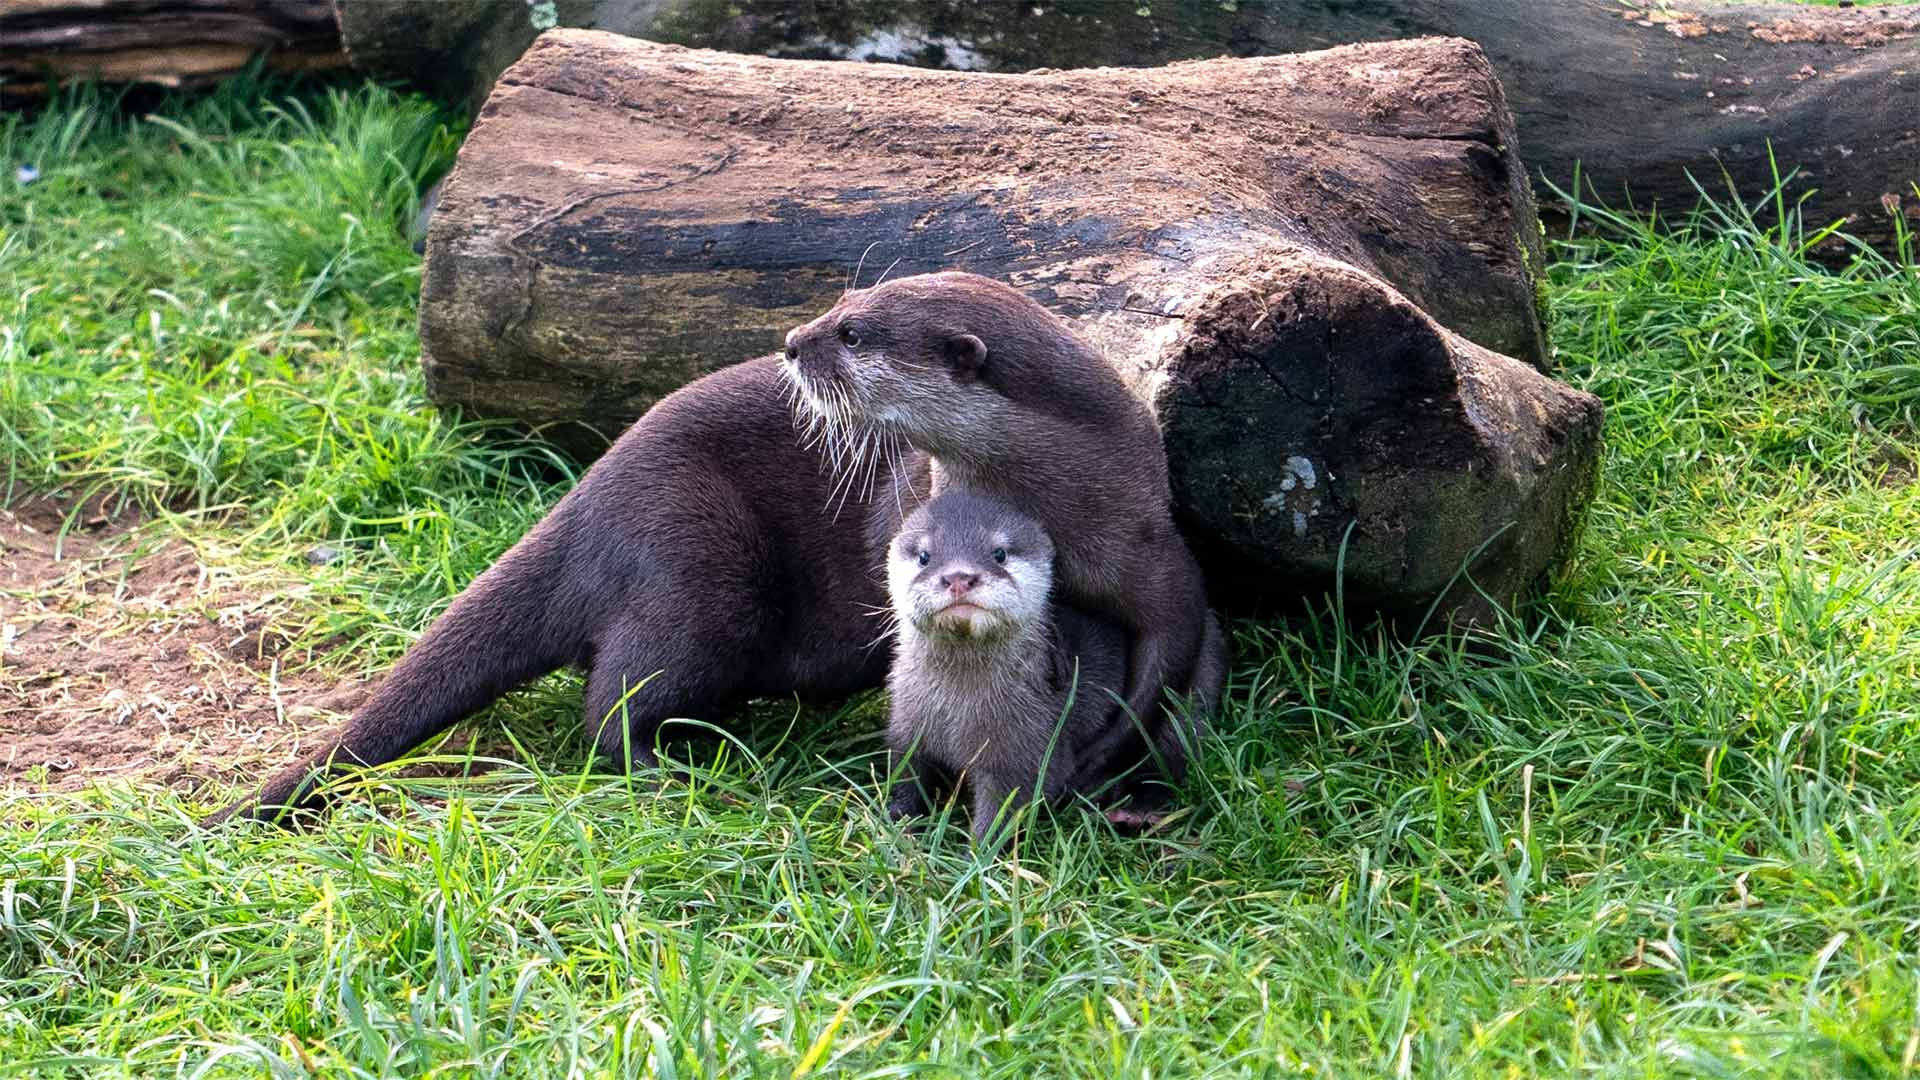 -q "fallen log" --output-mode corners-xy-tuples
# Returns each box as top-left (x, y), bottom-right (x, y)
(0, 0), (347, 99)
(338, 0), (1920, 253)
(420, 29), (1603, 625)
